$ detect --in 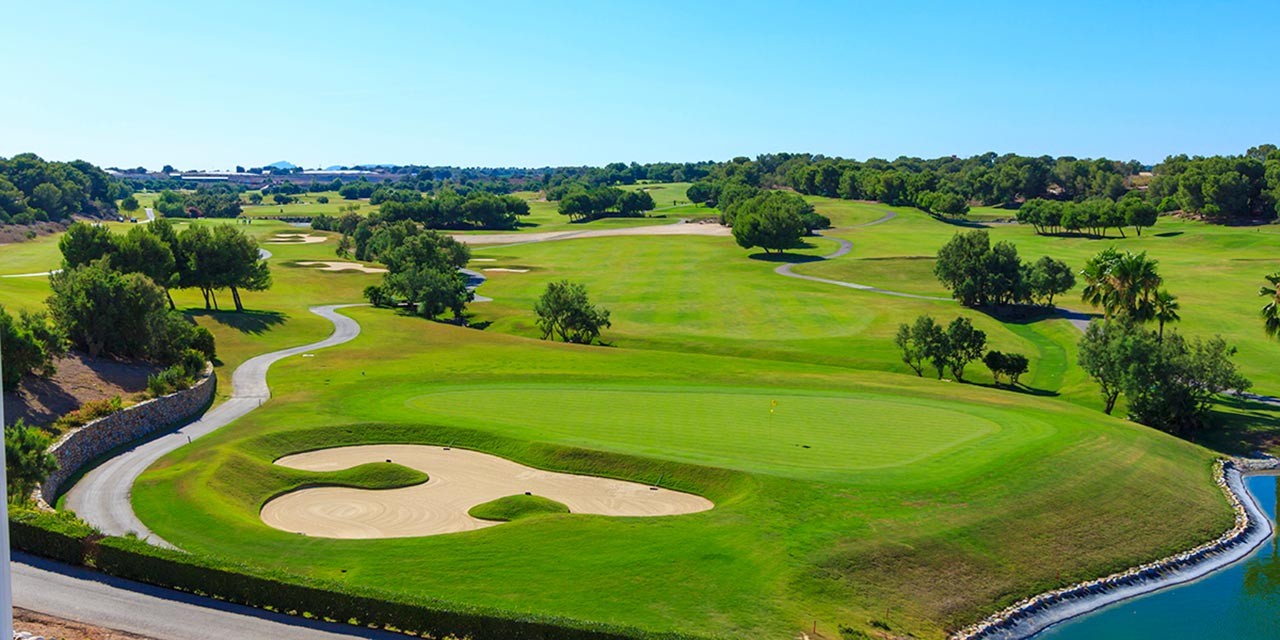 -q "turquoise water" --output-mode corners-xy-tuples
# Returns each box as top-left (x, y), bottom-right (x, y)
(1037, 475), (1280, 639)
